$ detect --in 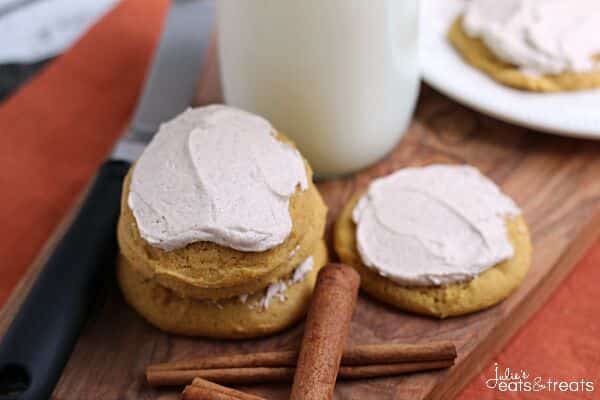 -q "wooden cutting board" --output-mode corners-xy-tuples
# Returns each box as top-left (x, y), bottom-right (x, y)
(1, 87), (599, 400)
